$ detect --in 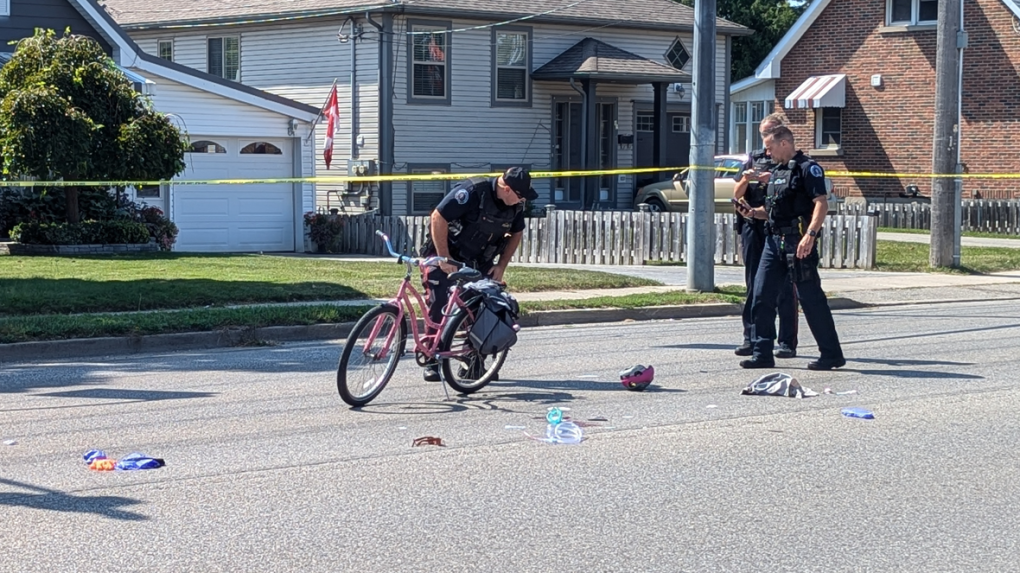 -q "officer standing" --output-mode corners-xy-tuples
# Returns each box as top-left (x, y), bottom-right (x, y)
(732, 114), (798, 359)
(734, 126), (845, 371)
(420, 166), (537, 381)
